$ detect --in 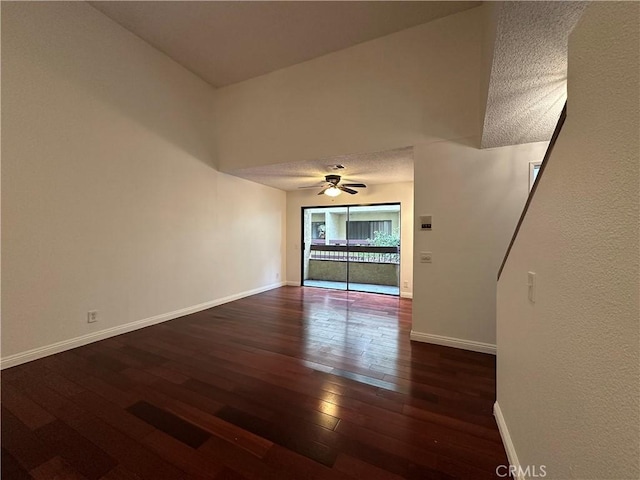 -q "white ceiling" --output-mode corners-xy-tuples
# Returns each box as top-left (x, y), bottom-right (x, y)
(227, 146), (413, 191)
(89, 1), (480, 88)
(87, 1), (583, 188)
(480, 1), (587, 148)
